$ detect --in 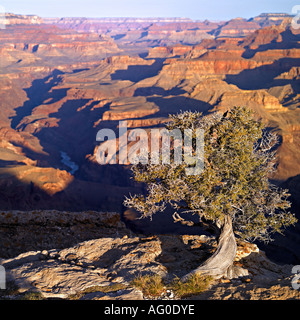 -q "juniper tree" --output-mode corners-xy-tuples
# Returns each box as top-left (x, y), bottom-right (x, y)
(124, 106), (297, 279)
